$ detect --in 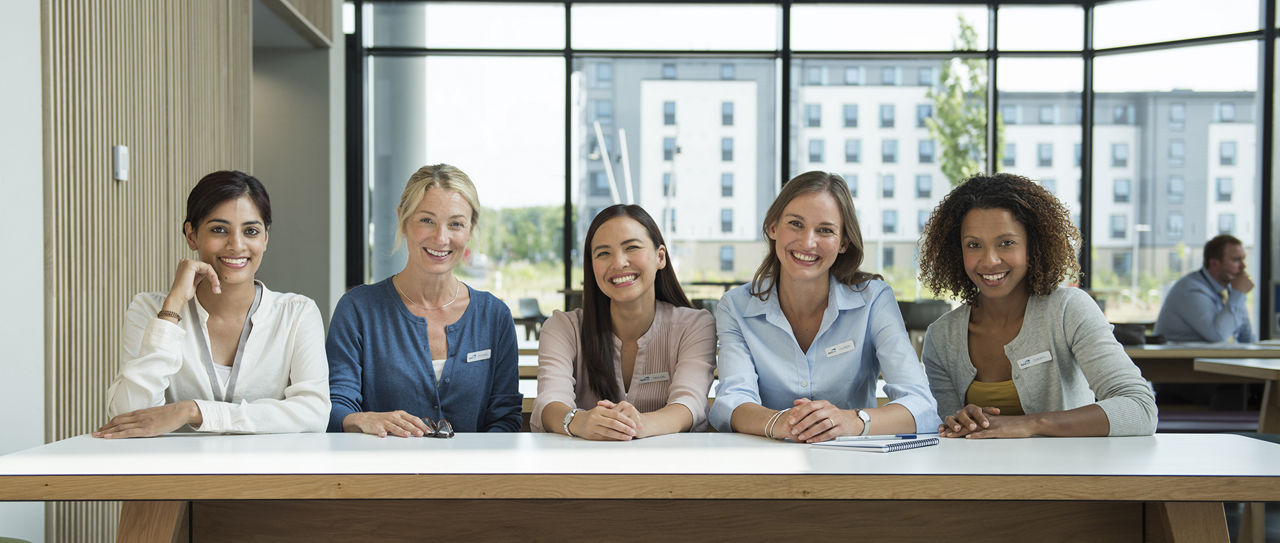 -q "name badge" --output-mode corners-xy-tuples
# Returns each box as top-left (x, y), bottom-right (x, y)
(466, 349), (491, 363)
(1016, 351), (1052, 369)
(825, 340), (855, 358)
(638, 372), (670, 384)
